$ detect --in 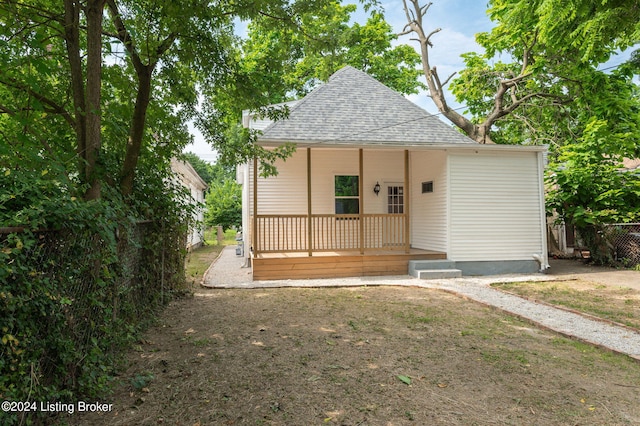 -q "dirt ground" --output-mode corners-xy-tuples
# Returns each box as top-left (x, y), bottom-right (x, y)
(66, 281), (640, 425)
(545, 259), (640, 291)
